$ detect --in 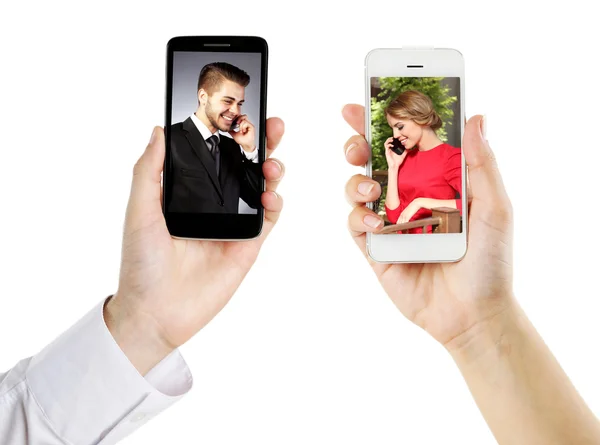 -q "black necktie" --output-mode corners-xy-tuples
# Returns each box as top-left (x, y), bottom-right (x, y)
(206, 134), (220, 176)
(206, 135), (219, 158)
